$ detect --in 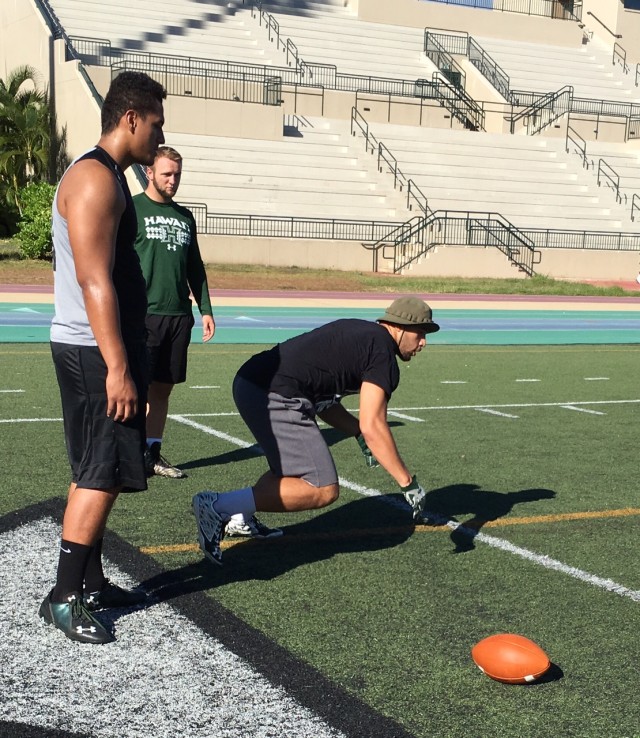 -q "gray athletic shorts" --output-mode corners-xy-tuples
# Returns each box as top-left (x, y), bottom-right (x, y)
(232, 375), (338, 488)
